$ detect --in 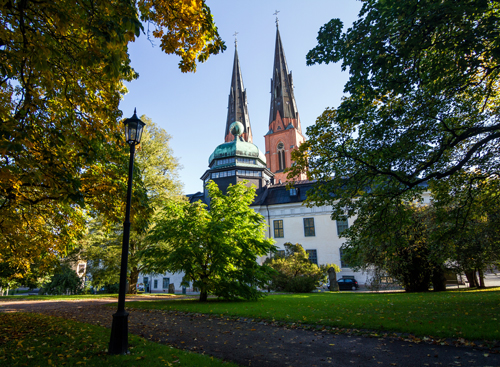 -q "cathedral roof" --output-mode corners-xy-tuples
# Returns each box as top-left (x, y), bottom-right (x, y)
(268, 25), (299, 126)
(210, 121), (266, 166)
(225, 45), (252, 142)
